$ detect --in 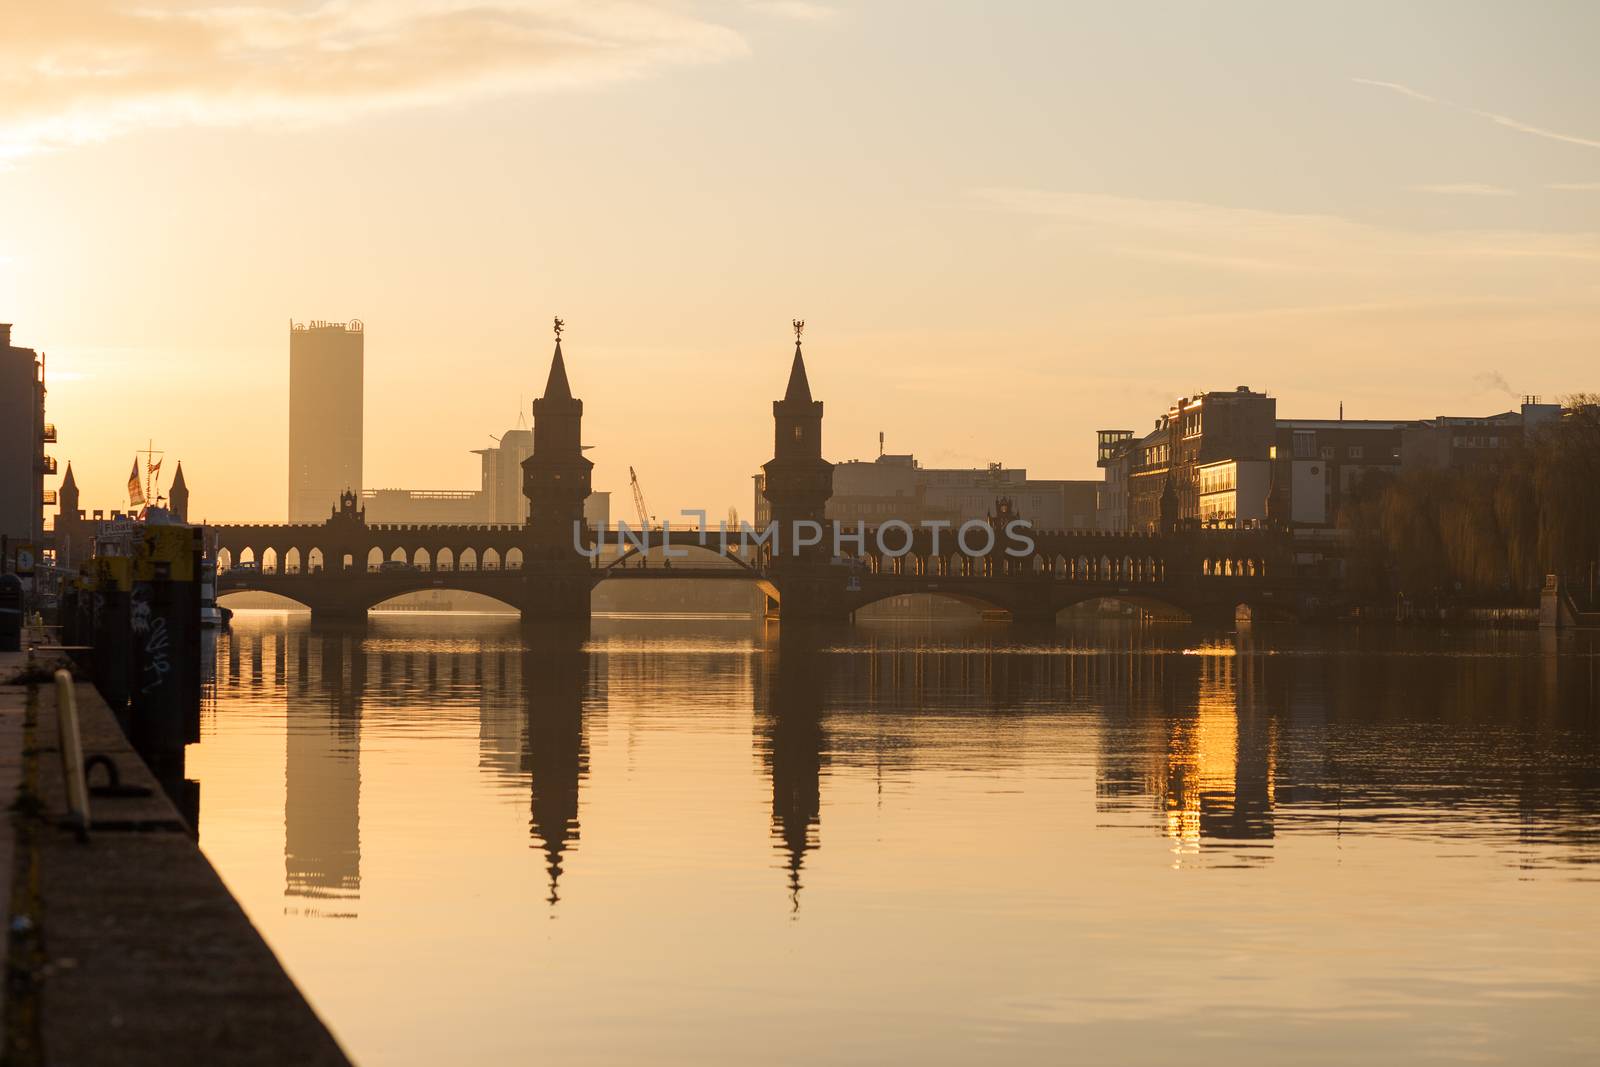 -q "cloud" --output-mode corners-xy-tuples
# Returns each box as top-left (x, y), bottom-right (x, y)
(1350, 77), (1437, 104)
(1548, 181), (1600, 191)
(746, 1), (839, 20)
(971, 187), (1600, 278)
(0, 2), (751, 163)
(1466, 108), (1600, 151)
(1352, 76), (1600, 151)
(1411, 183), (1515, 196)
